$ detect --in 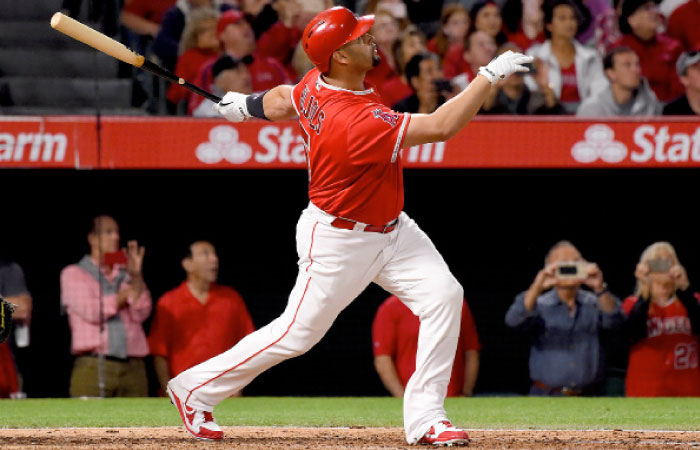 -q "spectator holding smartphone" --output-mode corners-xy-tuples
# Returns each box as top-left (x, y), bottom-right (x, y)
(60, 215), (151, 397)
(392, 52), (454, 113)
(505, 241), (624, 396)
(622, 242), (700, 397)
